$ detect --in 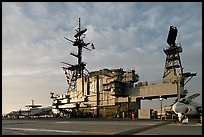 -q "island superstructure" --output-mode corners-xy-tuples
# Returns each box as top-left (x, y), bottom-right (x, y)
(49, 19), (197, 118)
